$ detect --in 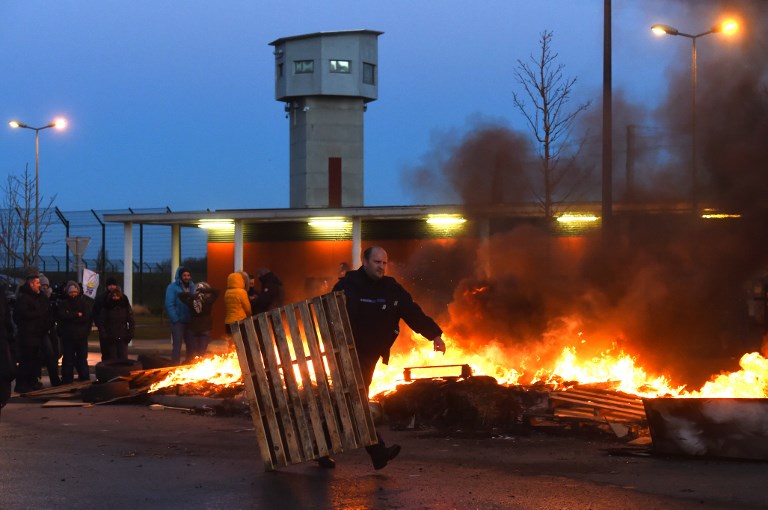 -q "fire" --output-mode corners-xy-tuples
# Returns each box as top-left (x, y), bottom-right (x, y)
(369, 333), (768, 400)
(149, 333), (768, 401)
(531, 346), (684, 398)
(687, 352), (768, 398)
(149, 352), (242, 393)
